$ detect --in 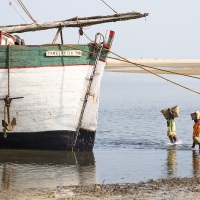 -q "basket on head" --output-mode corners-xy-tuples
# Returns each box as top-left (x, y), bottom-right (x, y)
(161, 105), (179, 120)
(190, 111), (200, 121)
